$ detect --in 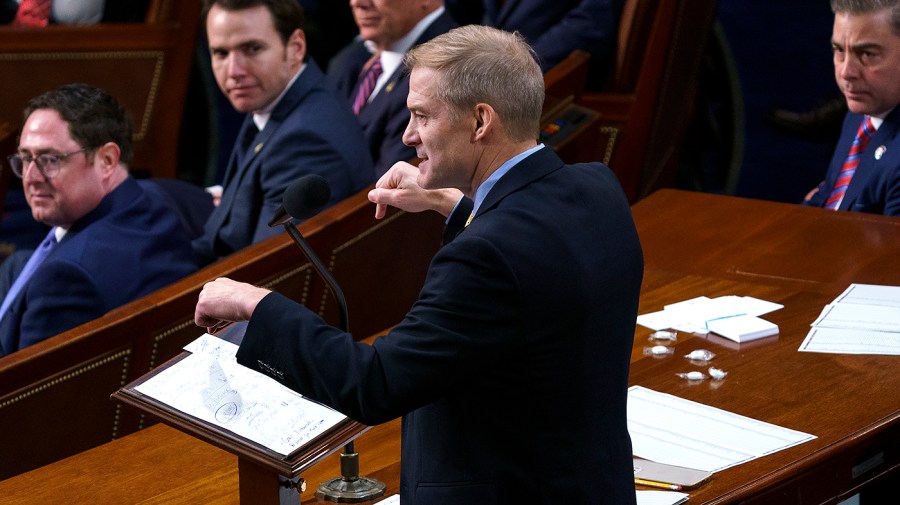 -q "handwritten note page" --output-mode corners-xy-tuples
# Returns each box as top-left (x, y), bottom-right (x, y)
(628, 386), (815, 473)
(135, 334), (346, 456)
